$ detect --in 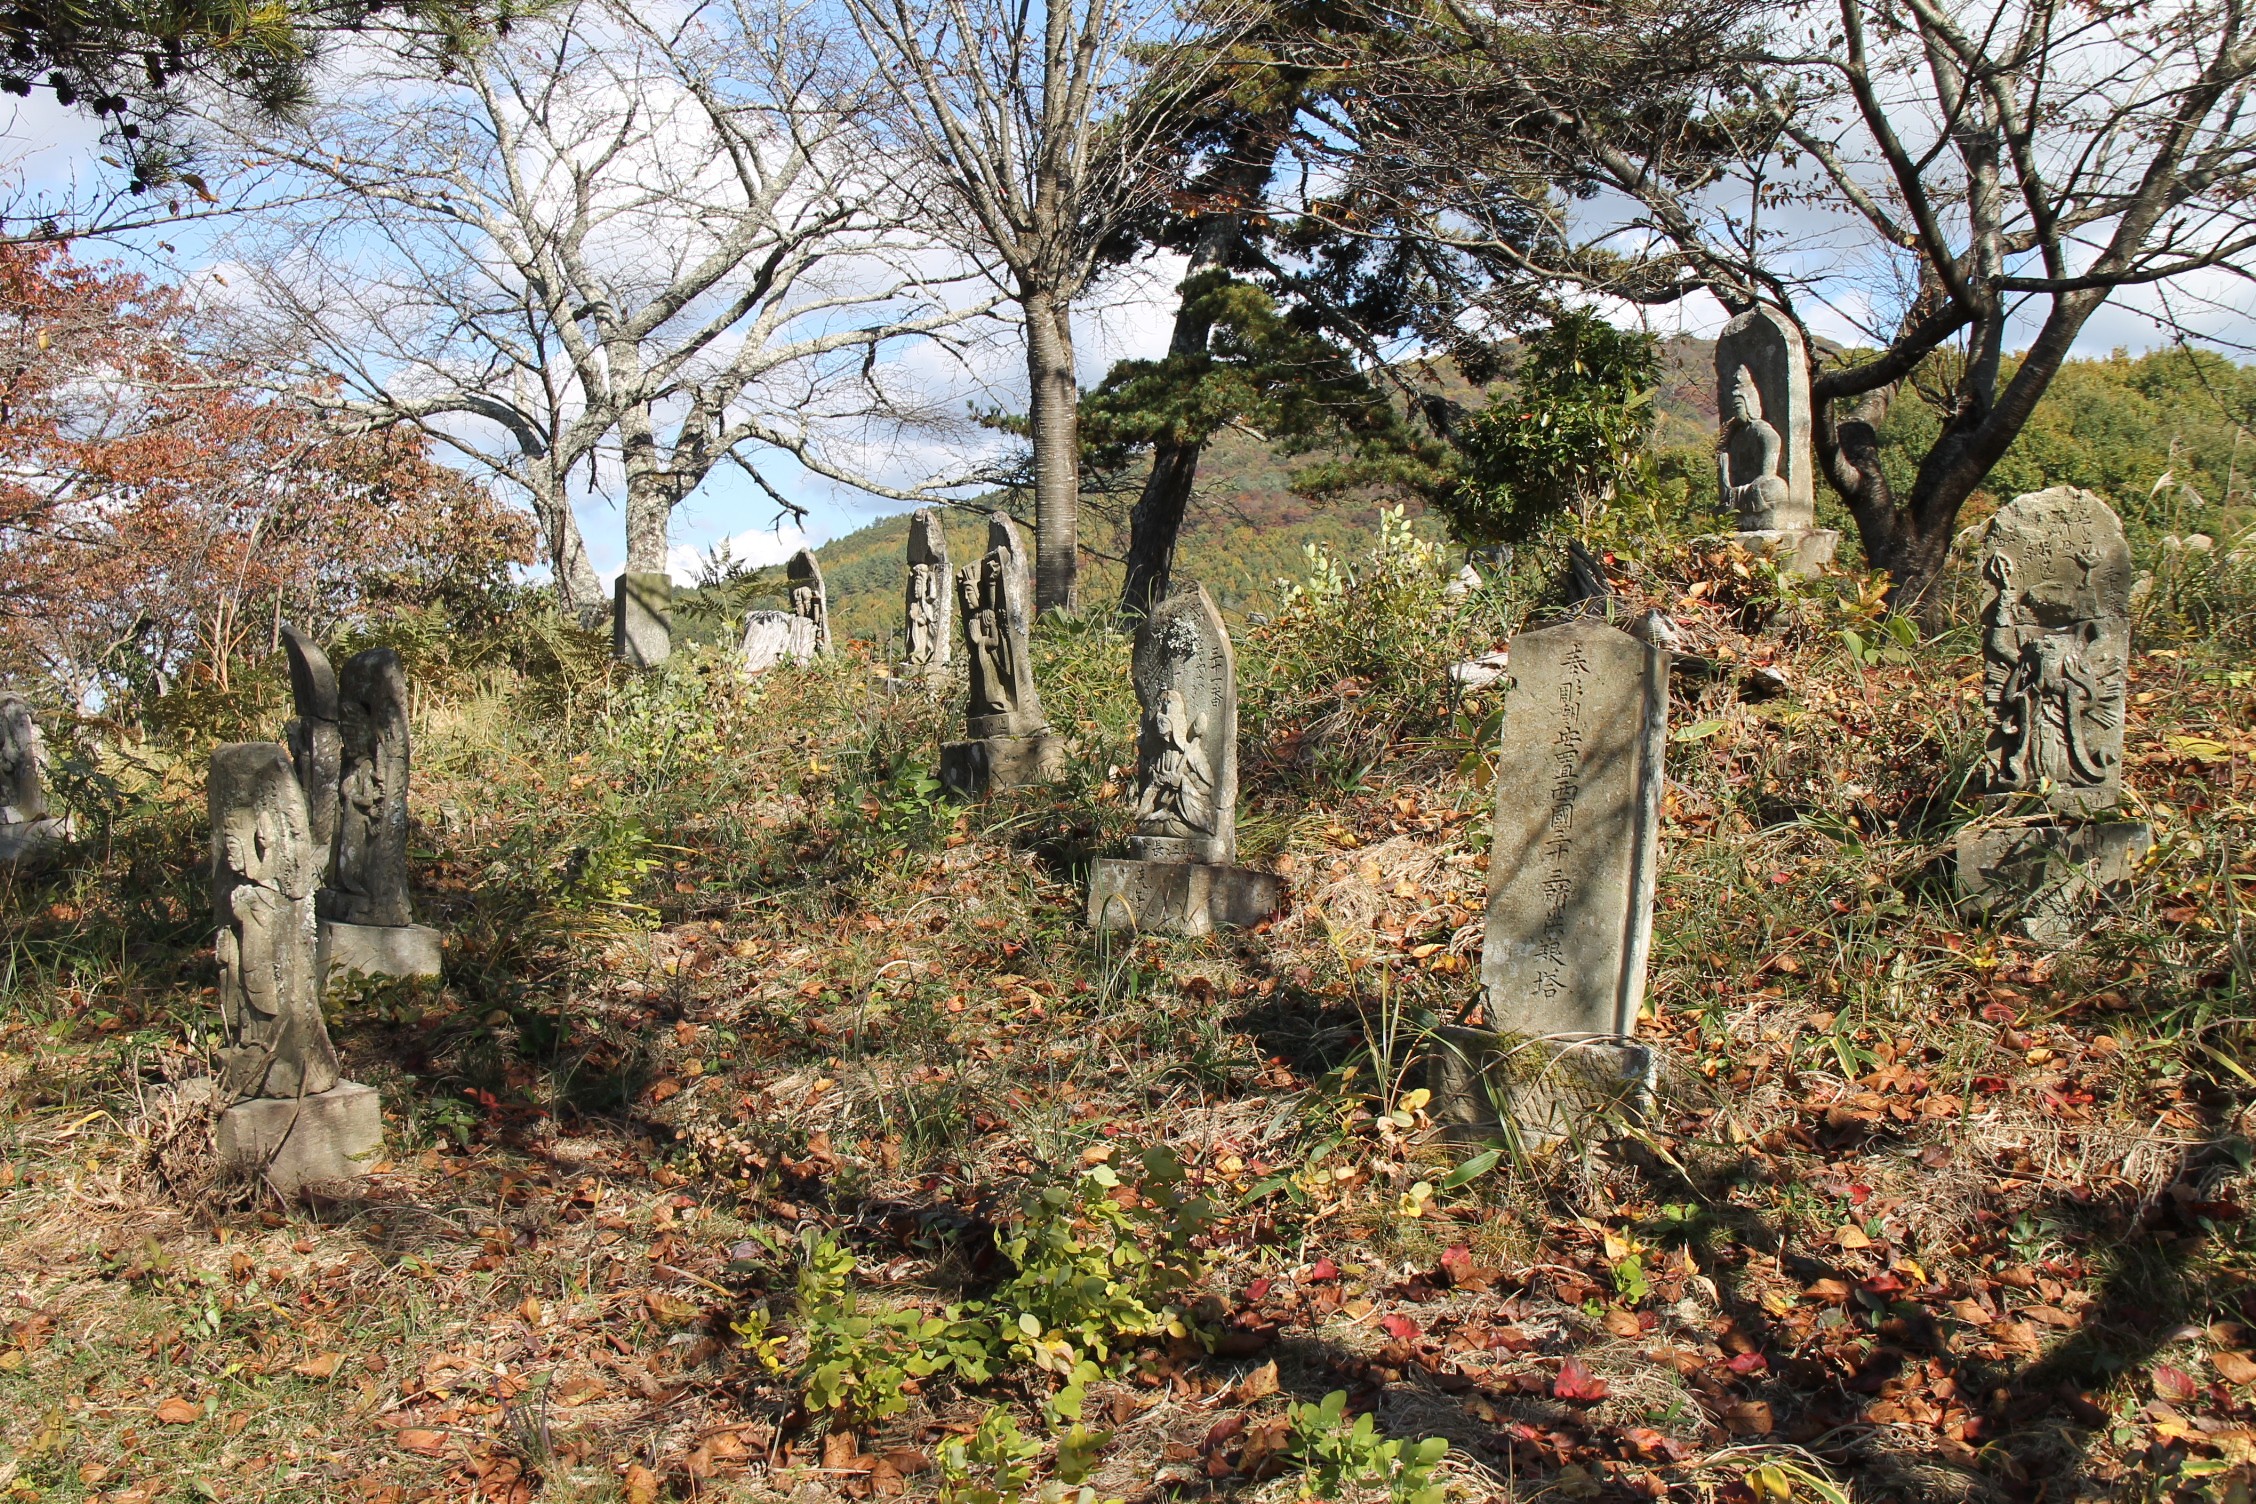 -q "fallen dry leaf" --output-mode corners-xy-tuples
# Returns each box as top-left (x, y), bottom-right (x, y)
(292, 1352), (341, 1379)
(623, 1464), (660, 1504)
(1835, 1225), (1873, 1250)
(1603, 1309), (1643, 1338)
(1234, 1360), (1281, 1403)
(153, 1398), (200, 1424)
(396, 1428), (447, 1453)
(2214, 1350), (2256, 1386)
(1724, 1400), (1777, 1435)
(823, 1431), (861, 1470)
